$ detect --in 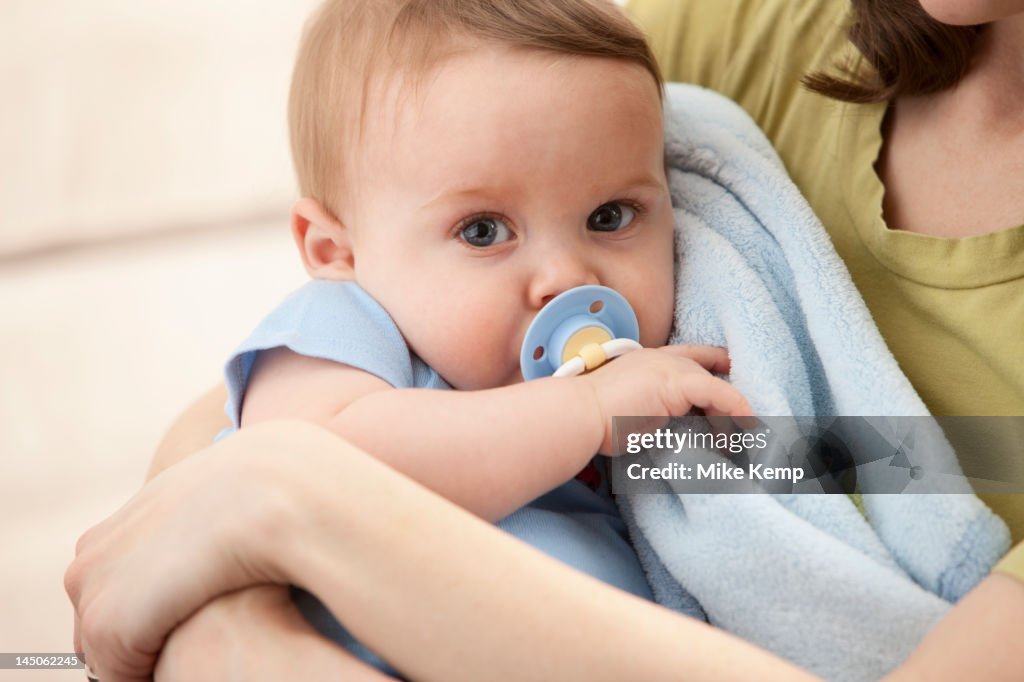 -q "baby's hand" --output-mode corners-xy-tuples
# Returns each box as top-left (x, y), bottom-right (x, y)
(579, 345), (752, 454)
